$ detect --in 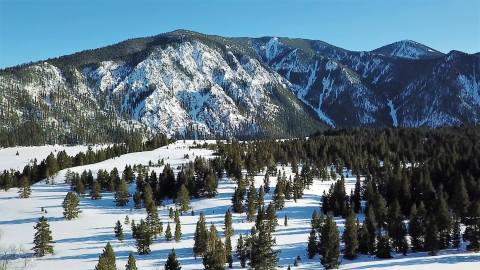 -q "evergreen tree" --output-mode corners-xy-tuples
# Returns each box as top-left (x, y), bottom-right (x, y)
(146, 202), (163, 238)
(165, 222), (173, 241)
(176, 184), (190, 212)
(452, 177), (470, 219)
(409, 203), (426, 252)
(232, 187), (244, 213)
(387, 200), (406, 252)
(273, 180), (285, 210)
(91, 181), (102, 200)
(175, 219), (182, 242)
(32, 216), (54, 257)
(193, 213), (208, 258)
(284, 214), (288, 227)
(225, 234), (233, 268)
(320, 215), (340, 269)
(263, 173), (270, 193)
(114, 220), (124, 241)
(246, 184), (258, 222)
(464, 201), (480, 251)
(452, 217), (462, 249)
(62, 191), (80, 220)
(307, 228), (318, 259)
(265, 202), (278, 232)
(424, 218), (439, 255)
(125, 252), (138, 270)
(376, 235), (392, 259)
(250, 222), (278, 270)
(343, 209), (359, 259)
(95, 242), (116, 270)
(236, 234), (248, 268)
(164, 249), (181, 270)
(436, 192), (453, 249)
(115, 178), (129, 207)
(203, 224), (226, 270)
(18, 176), (32, 198)
(353, 175), (361, 213)
(224, 209), (234, 237)
(135, 219), (152, 255)
(358, 223), (371, 255)
(365, 207), (377, 254)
